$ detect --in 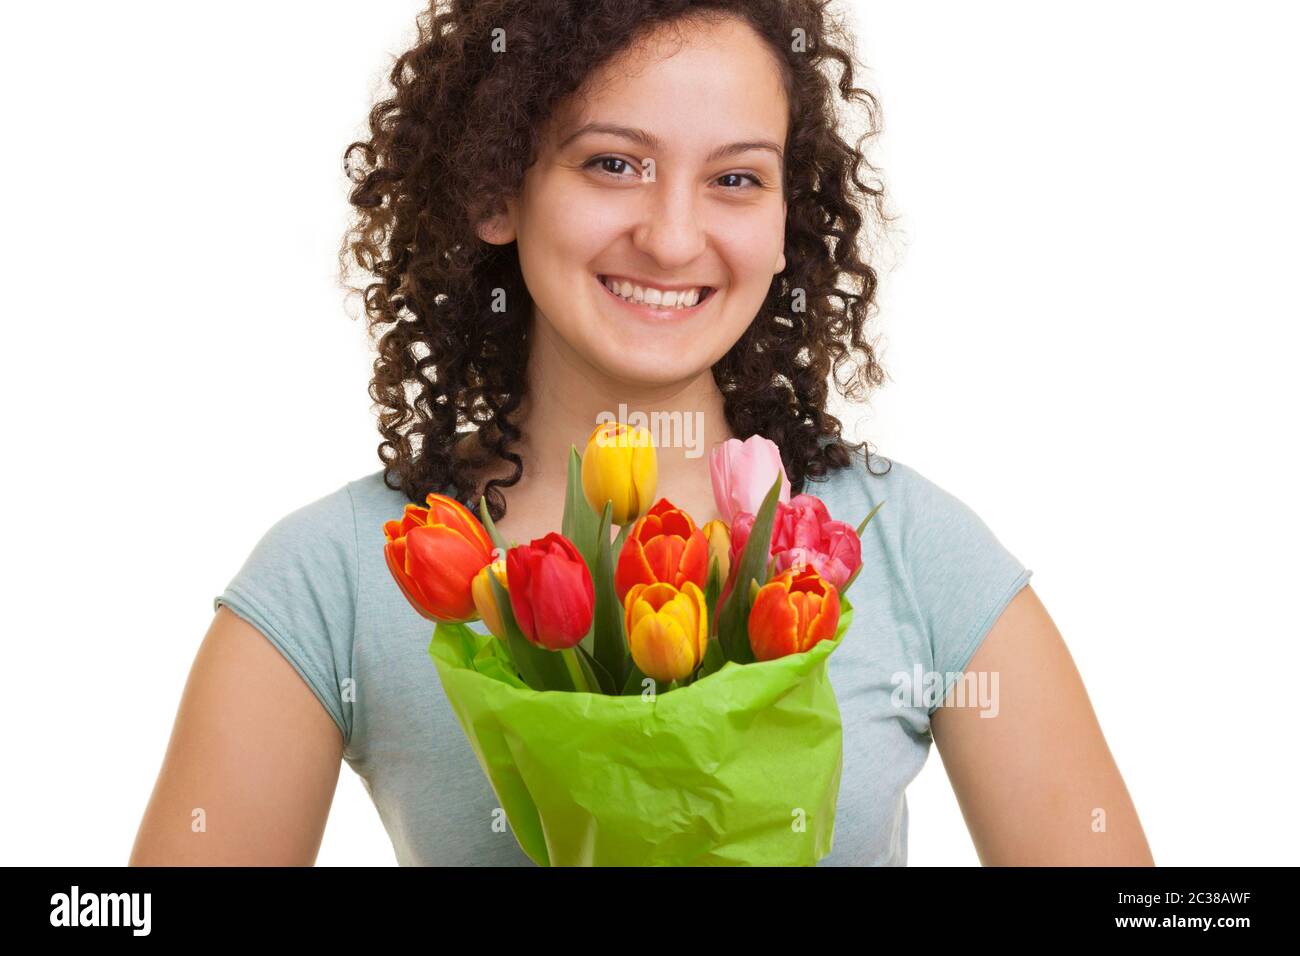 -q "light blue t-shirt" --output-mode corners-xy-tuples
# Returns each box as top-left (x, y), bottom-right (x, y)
(213, 446), (1031, 865)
